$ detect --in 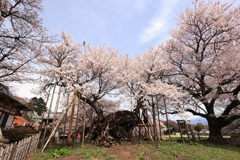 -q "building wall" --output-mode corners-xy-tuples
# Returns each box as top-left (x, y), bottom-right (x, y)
(5, 115), (14, 128)
(0, 104), (17, 128)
